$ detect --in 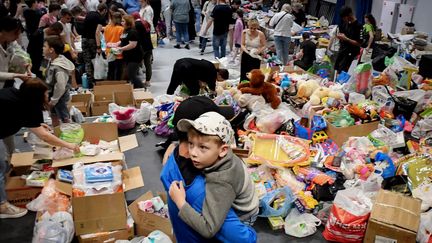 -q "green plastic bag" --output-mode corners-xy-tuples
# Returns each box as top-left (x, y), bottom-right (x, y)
(324, 109), (355, 127)
(59, 123), (84, 144)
